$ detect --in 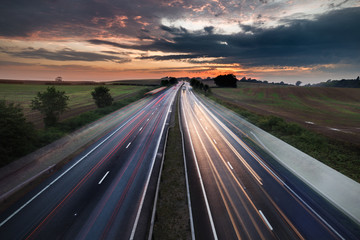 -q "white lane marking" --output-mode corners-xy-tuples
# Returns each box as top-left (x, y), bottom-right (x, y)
(0, 106), (146, 228)
(126, 142), (132, 149)
(192, 98), (263, 185)
(227, 161), (234, 170)
(139, 127), (143, 132)
(213, 139), (217, 144)
(98, 171), (109, 185)
(195, 94), (346, 240)
(205, 126), (208, 130)
(179, 100), (196, 240)
(130, 89), (178, 240)
(259, 210), (273, 231)
(181, 98), (219, 240)
(147, 118), (150, 121)
(152, 112), (154, 115)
